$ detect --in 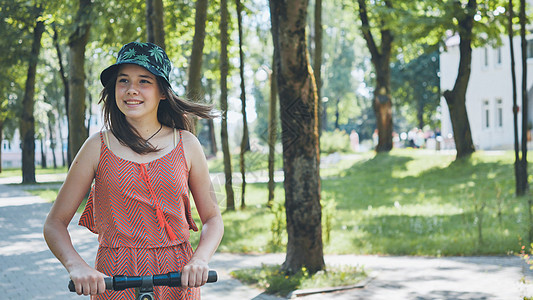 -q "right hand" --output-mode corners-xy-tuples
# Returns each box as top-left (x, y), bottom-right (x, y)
(68, 264), (107, 296)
